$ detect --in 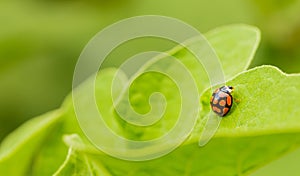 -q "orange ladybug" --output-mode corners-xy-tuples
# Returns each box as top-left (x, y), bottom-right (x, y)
(210, 86), (234, 117)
